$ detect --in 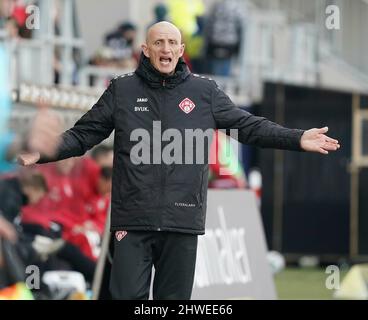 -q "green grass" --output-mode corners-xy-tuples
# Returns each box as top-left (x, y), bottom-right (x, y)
(274, 267), (348, 300)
